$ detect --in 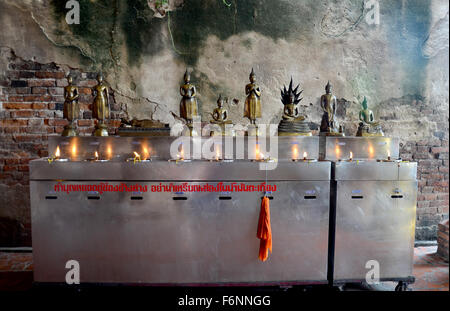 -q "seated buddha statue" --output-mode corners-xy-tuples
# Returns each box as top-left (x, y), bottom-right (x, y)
(277, 78), (312, 136)
(356, 96), (384, 136)
(210, 95), (233, 136)
(211, 95), (232, 125)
